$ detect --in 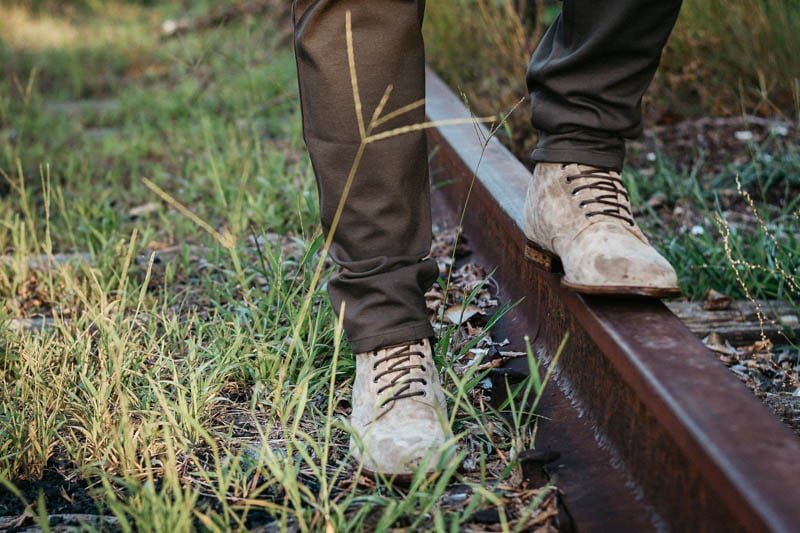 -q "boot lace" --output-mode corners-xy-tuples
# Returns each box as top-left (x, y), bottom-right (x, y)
(372, 344), (428, 408)
(564, 165), (635, 226)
